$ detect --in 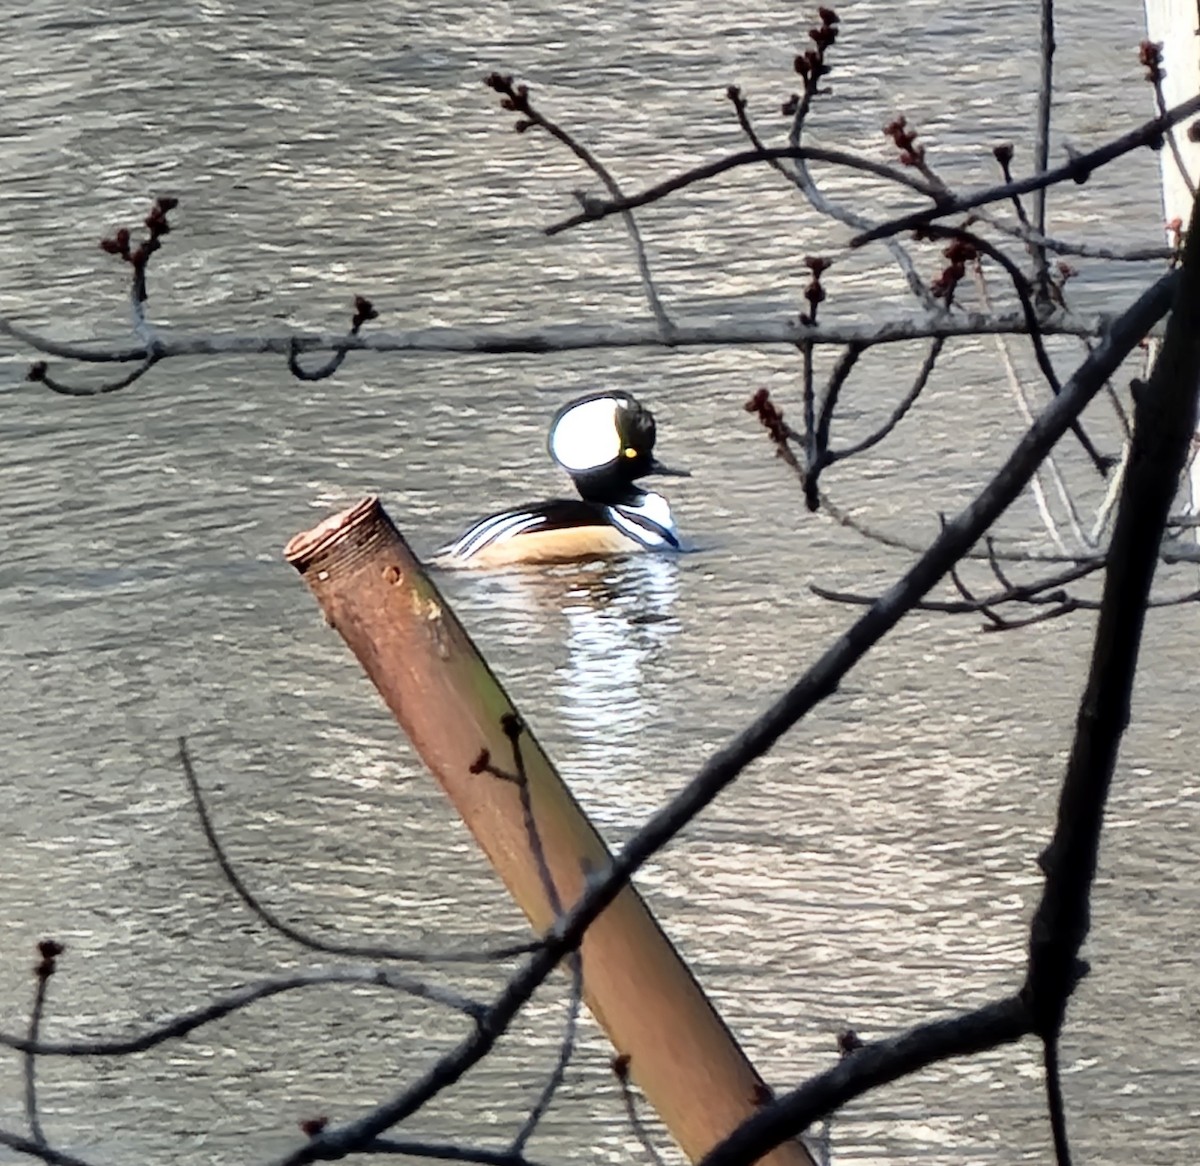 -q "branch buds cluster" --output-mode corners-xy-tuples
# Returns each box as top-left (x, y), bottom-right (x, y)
(802, 255), (831, 322)
(795, 7), (839, 80)
(745, 387), (791, 451)
(930, 238), (977, 299)
(783, 6), (839, 115)
(299, 1117), (328, 1138)
(992, 142), (1017, 183)
(351, 295), (378, 332)
(883, 116), (925, 167)
(1138, 40), (1164, 84)
(99, 196), (179, 302)
(35, 939), (64, 980)
(100, 196), (178, 268)
(485, 72), (536, 133)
